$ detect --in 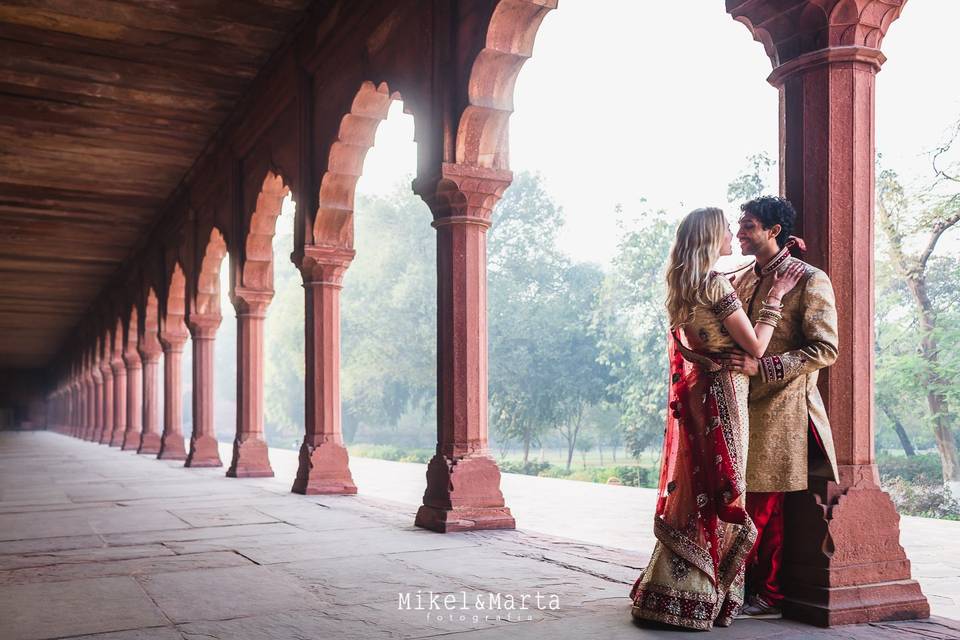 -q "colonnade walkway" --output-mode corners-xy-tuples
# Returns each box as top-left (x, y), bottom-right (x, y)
(1, 432), (957, 640)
